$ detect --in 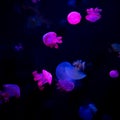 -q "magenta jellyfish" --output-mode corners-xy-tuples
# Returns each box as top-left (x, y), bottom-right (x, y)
(67, 11), (82, 25)
(3, 84), (20, 98)
(57, 80), (75, 92)
(32, 69), (52, 90)
(85, 7), (102, 22)
(42, 32), (62, 49)
(109, 70), (119, 78)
